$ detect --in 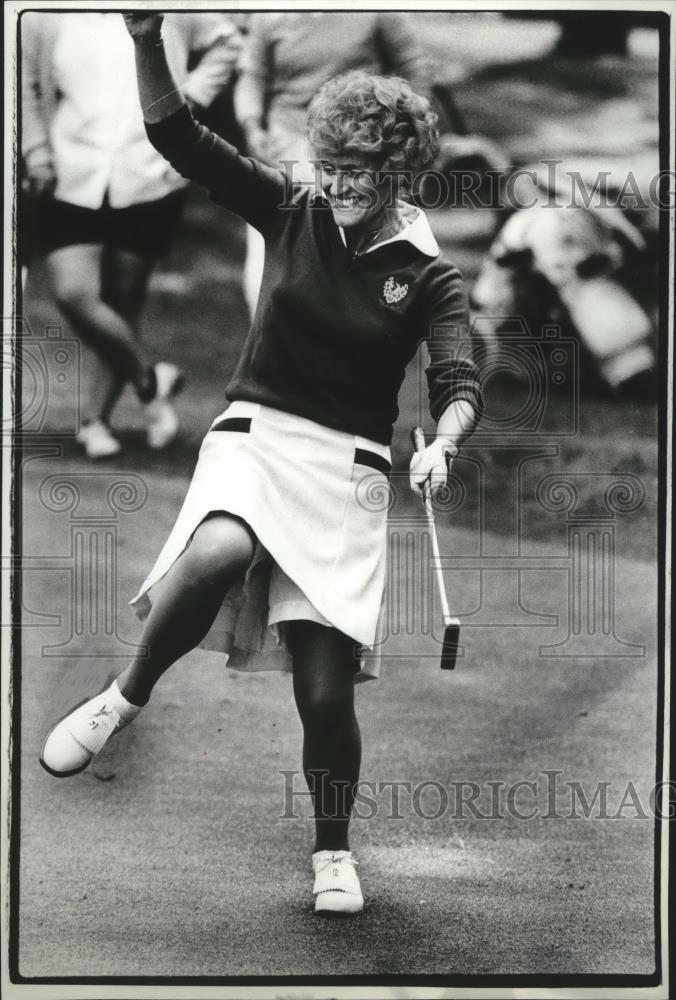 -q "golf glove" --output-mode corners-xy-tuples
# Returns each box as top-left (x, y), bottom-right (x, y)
(410, 439), (458, 499)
